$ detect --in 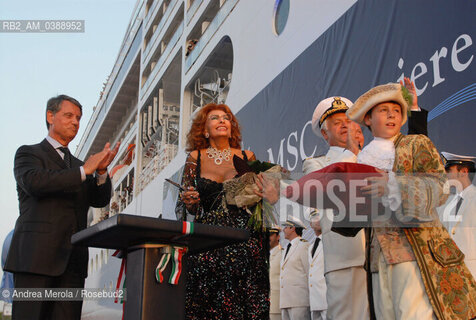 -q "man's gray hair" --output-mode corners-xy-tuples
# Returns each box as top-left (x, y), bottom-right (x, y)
(320, 119), (328, 134)
(45, 94), (83, 130)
